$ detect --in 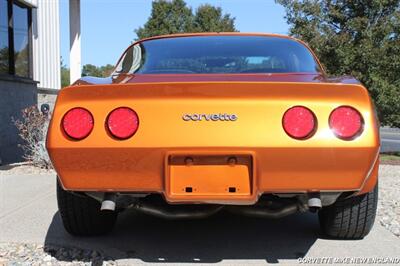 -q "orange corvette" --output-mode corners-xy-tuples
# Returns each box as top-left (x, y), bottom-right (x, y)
(47, 33), (379, 239)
